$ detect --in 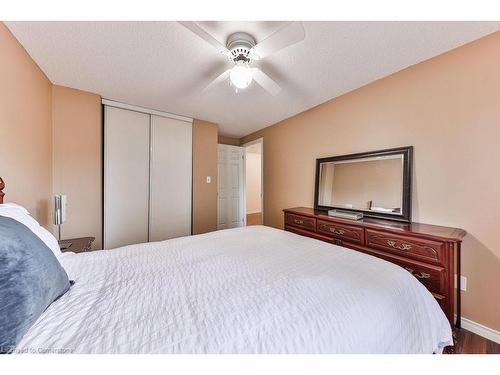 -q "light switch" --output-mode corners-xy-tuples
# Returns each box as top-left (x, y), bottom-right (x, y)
(206, 176), (211, 184)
